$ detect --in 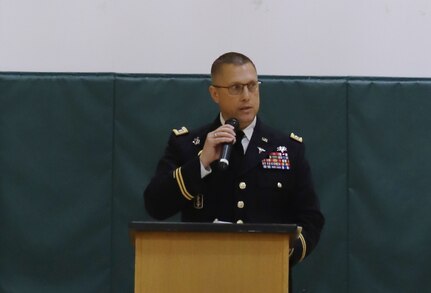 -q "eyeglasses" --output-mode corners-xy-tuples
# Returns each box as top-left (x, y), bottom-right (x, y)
(212, 81), (261, 95)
